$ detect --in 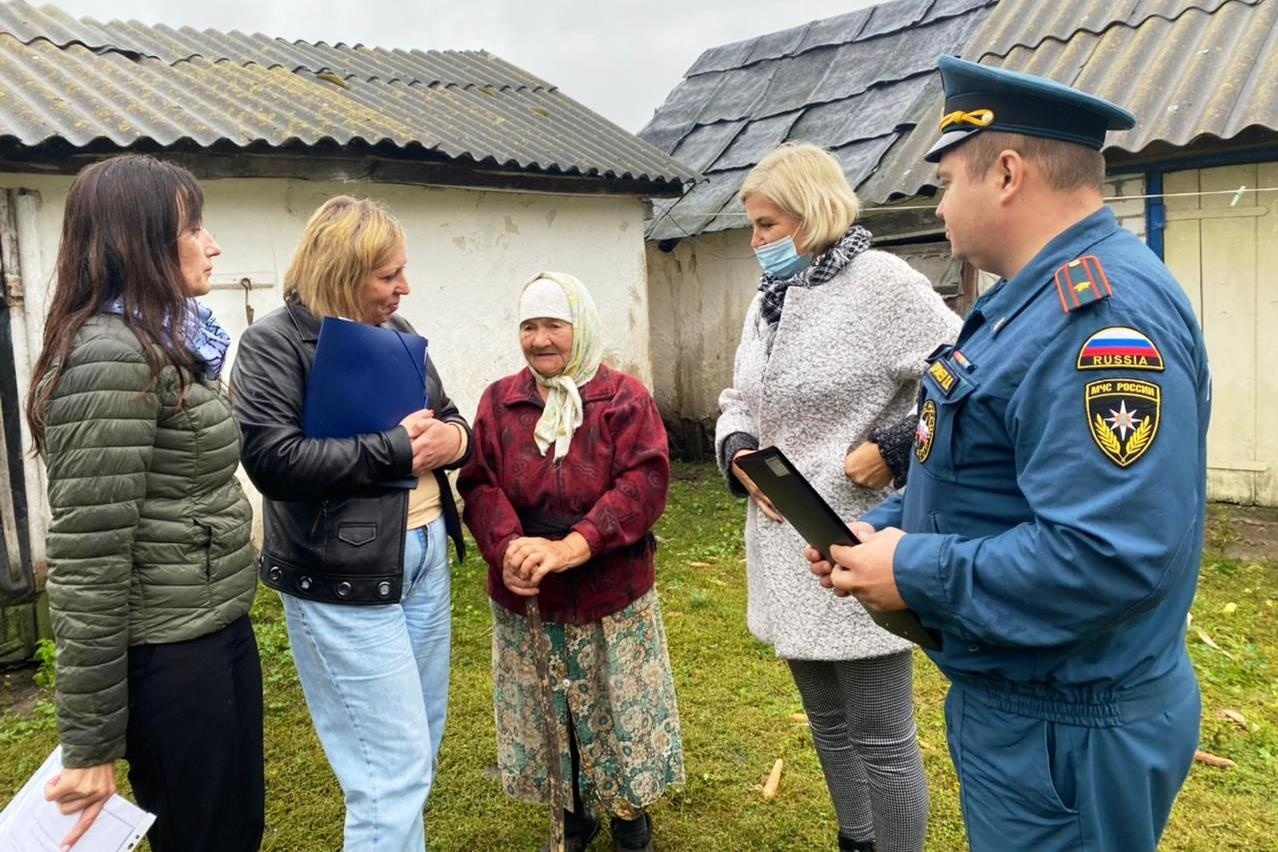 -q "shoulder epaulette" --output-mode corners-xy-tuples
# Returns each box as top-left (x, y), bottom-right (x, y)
(1053, 255), (1112, 313)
